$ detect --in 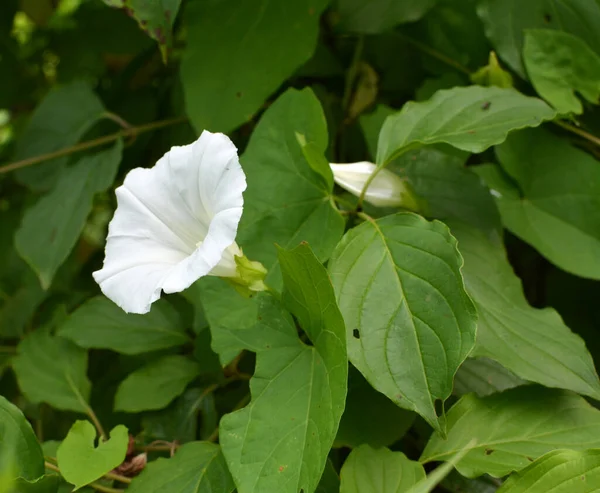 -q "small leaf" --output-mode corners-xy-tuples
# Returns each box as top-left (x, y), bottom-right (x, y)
(220, 244), (347, 493)
(57, 297), (190, 354)
(296, 131), (334, 190)
(454, 358), (526, 397)
(421, 386), (600, 478)
(524, 29), (600, 114)
(471, 52), (514, 88)
(13, 81), (106, 191)
(15, 141), (123, 289)
(12, 331), (91, 413)
(0, 396), (44, 481)
(480, 127), (600, 280)
(114, 355), (200, 412)
(328, 213), (477, 432)
(340, 445), (425, 493)
(377, 86), (555, 164)
(451, 221), (600, 399)
(127, 442), (234, 493)
(57, 421), (128, 490)
(237, 88), (344, 289)
(181, 0), (327, 133)
(497, 449), (600, 493)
